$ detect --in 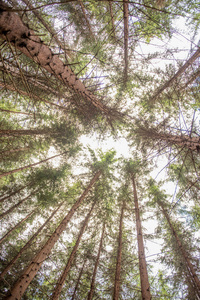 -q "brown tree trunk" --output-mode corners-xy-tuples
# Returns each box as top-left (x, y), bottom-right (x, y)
(131, 175), (151, 300)
(0, 202), (63, 279)
(0, 2), (110, 115)
(5, 171), (101, 300)
(21, 0), (71, 59)
(108, 1), (116, 40)
(123, 0), (129, 83)
(71, 259), (86, 300)
(113, 202), (125, 300)
(158, 200), (200, 296)
(0, 210), (35, 245)
(0, 147), (30, 157)
(51, 201), (96, 300)
(0, 129), (50, 137)
(152, 47), (200, 100)
(0, 183), (32, 203)
(0, 191), (35, 220)
(78, 0), (94, 38)
(0, 151), (67, 179)
(0, 108), (31, 115)
(88, 222), (105, 300)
